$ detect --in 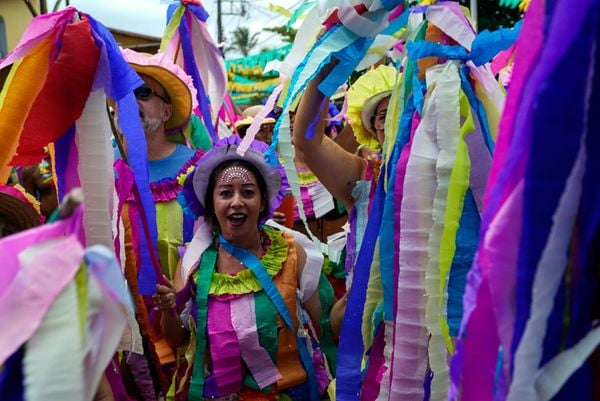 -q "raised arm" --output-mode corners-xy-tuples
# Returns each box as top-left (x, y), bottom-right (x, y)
(293, 65), (366, 212)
